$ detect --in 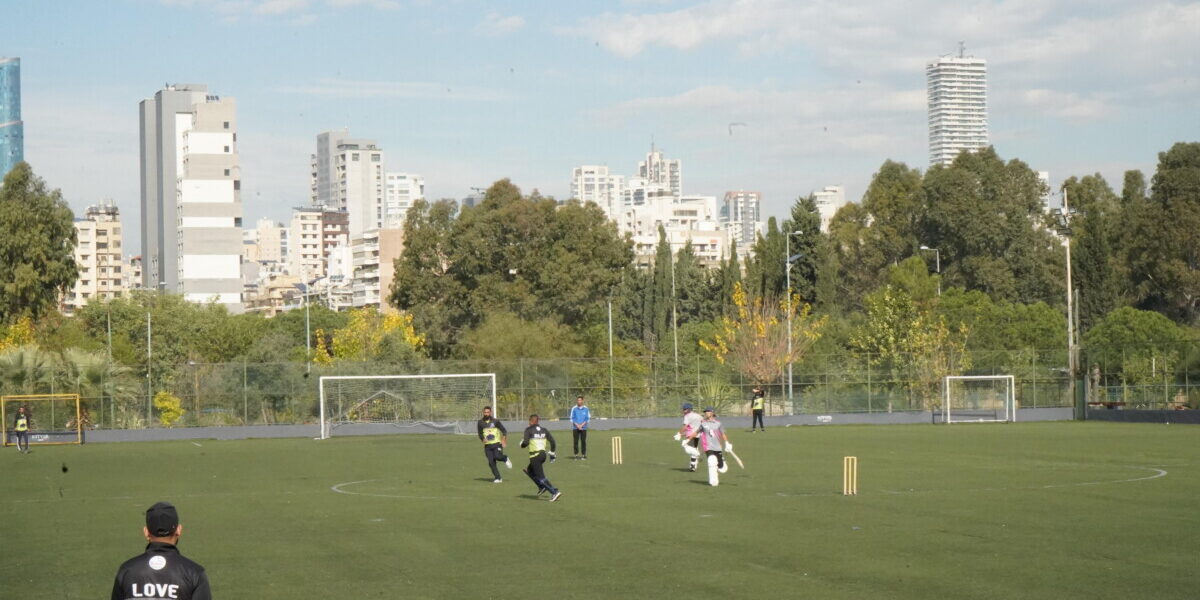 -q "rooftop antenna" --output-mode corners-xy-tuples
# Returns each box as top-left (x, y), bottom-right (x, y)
(958, 41), (966, 58)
